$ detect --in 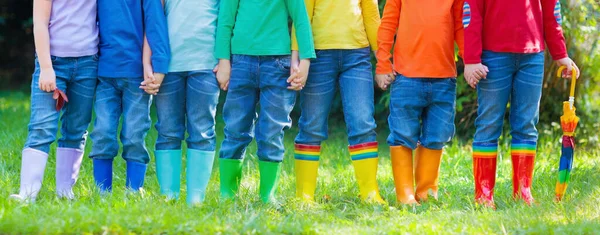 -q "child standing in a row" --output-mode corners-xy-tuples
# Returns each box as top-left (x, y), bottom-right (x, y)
(215, 0), (315, 203)
(377, 0), (464, 204)
(90, 0), (170, 192)
(11, 0), (99, 202)
(292, 0), (384, 203)
(153, 0), (220, 205)
(464, 0), (579, 208)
